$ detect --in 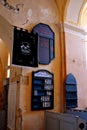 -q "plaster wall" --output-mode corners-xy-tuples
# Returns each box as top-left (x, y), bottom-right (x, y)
(0, 0), (86, 129)
(0, 15), (13, 52)
(0, 20), (62, 130)
(0, 39), (9, 77)
(0, 16), (11, 110)
(15, 23), (61, 130)
(65, 26), (87, 109)
(0, 1), (65, 130)
(0, 15), (13, 78)
(66, 0), (83, 23)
